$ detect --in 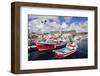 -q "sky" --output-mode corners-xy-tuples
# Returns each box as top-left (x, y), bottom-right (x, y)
(28, 15), (88, 34)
